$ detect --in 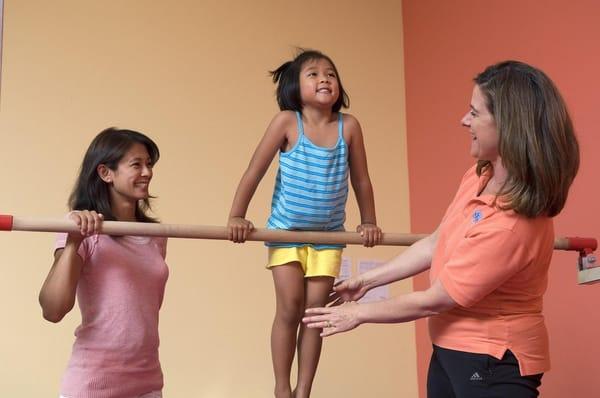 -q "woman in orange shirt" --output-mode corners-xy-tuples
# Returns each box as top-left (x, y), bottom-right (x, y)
(303, 60), (580, 397)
